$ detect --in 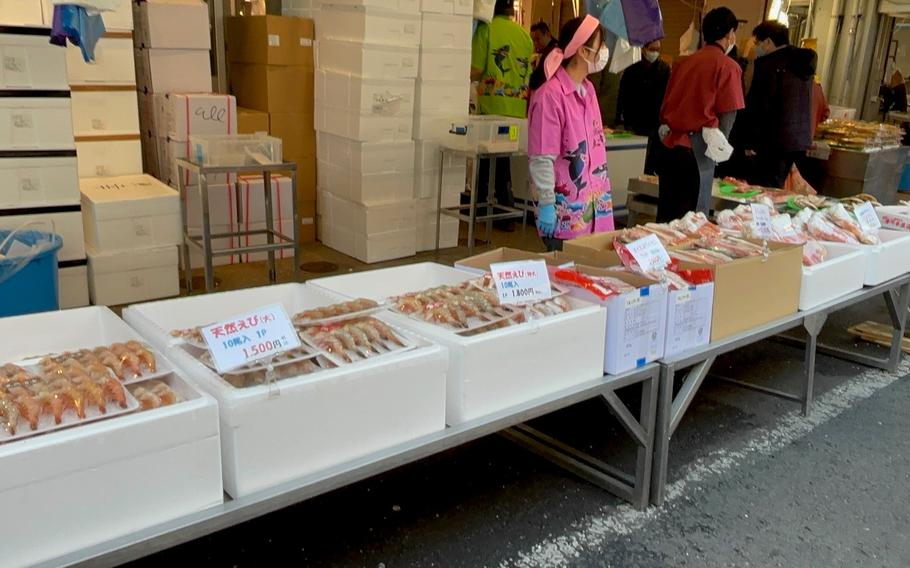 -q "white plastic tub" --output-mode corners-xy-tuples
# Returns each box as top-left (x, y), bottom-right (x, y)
(825, 229), (910, 286)
(799, 245), (867, 310)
